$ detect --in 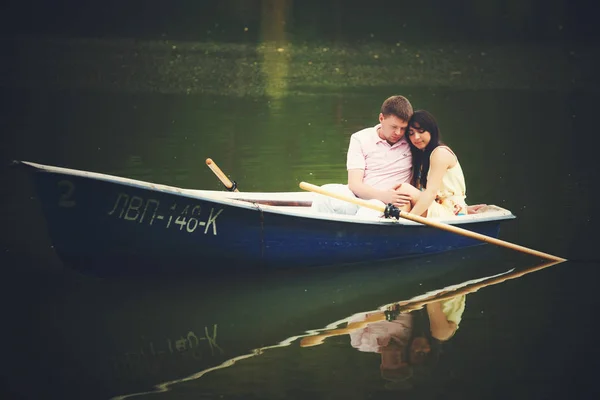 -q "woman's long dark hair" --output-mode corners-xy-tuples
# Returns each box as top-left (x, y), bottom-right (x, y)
(408, 308), (443, 384)
(381, 306), (444, 390)
(408, 110), (442, 189)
